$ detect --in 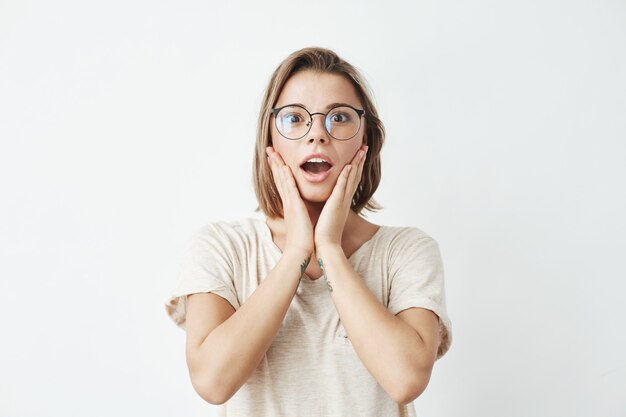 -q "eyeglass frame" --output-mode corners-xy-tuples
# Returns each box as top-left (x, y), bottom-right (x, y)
(270, 103), (366, 141)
